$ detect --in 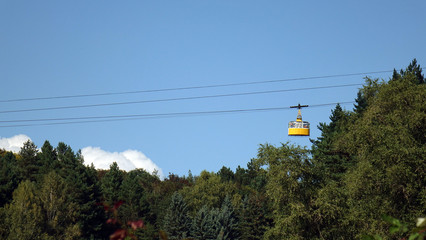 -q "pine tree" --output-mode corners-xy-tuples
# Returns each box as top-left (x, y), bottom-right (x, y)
(37, 141), (58, 176)
(101, 162), (125, 206)
(18, 140), (40, 181)
(0, 151), (20, 207)
(162, 192), (191, 240)
(215, 196), (240, 240)
(392, 58), (425, 84)
(191, 205), (216, 240)
(311, 104), (352, 182)
(239, 194), (271, 240)
(353, 77), (383, 116)
(56, 143), (106, 239)
(118, 169), (153, 224)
